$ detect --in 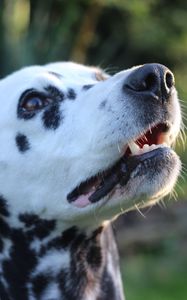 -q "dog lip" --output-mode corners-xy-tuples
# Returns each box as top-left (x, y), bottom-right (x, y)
(89, 146), (171, 203)
(126, 146), (171, 163)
